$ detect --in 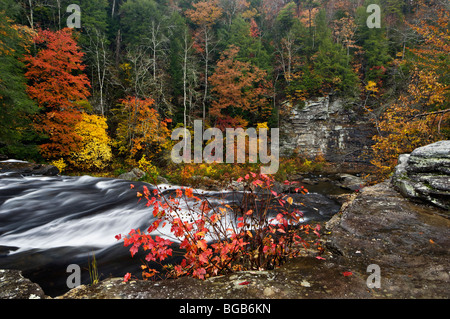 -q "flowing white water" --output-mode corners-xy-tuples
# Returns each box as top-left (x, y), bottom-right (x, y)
(0, 176), (182, 253)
